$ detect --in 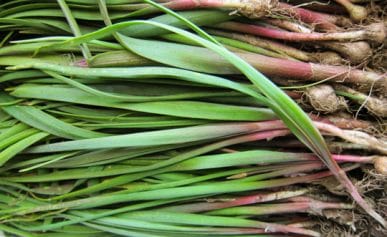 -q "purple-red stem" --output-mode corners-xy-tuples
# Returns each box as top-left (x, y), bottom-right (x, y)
(311, 115), (372, 130)
(278, 2), (350, 31)
(214, 21), (384, 43)
(242, 119), (384, 155)
(314, 121), (387, 155)
(208, 29), (343, 64)
(159, 189), (309, 213)
(206, 200), (352, 216)
(285, 0), (347, 14)
(252, 19), (373, 64)
(155, 154), (371, 215)
(234, 50), (384, 92)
